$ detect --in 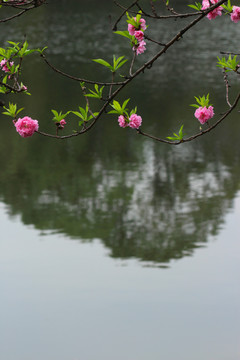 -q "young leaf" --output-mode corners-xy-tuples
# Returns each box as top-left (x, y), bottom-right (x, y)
(92, 58), (113, 71)
(114, 31), (133, 40)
